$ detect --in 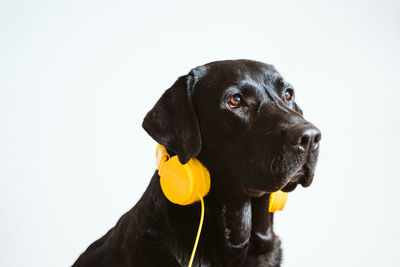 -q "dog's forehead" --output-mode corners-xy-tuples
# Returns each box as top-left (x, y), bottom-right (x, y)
(193, 60), (285, 93)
